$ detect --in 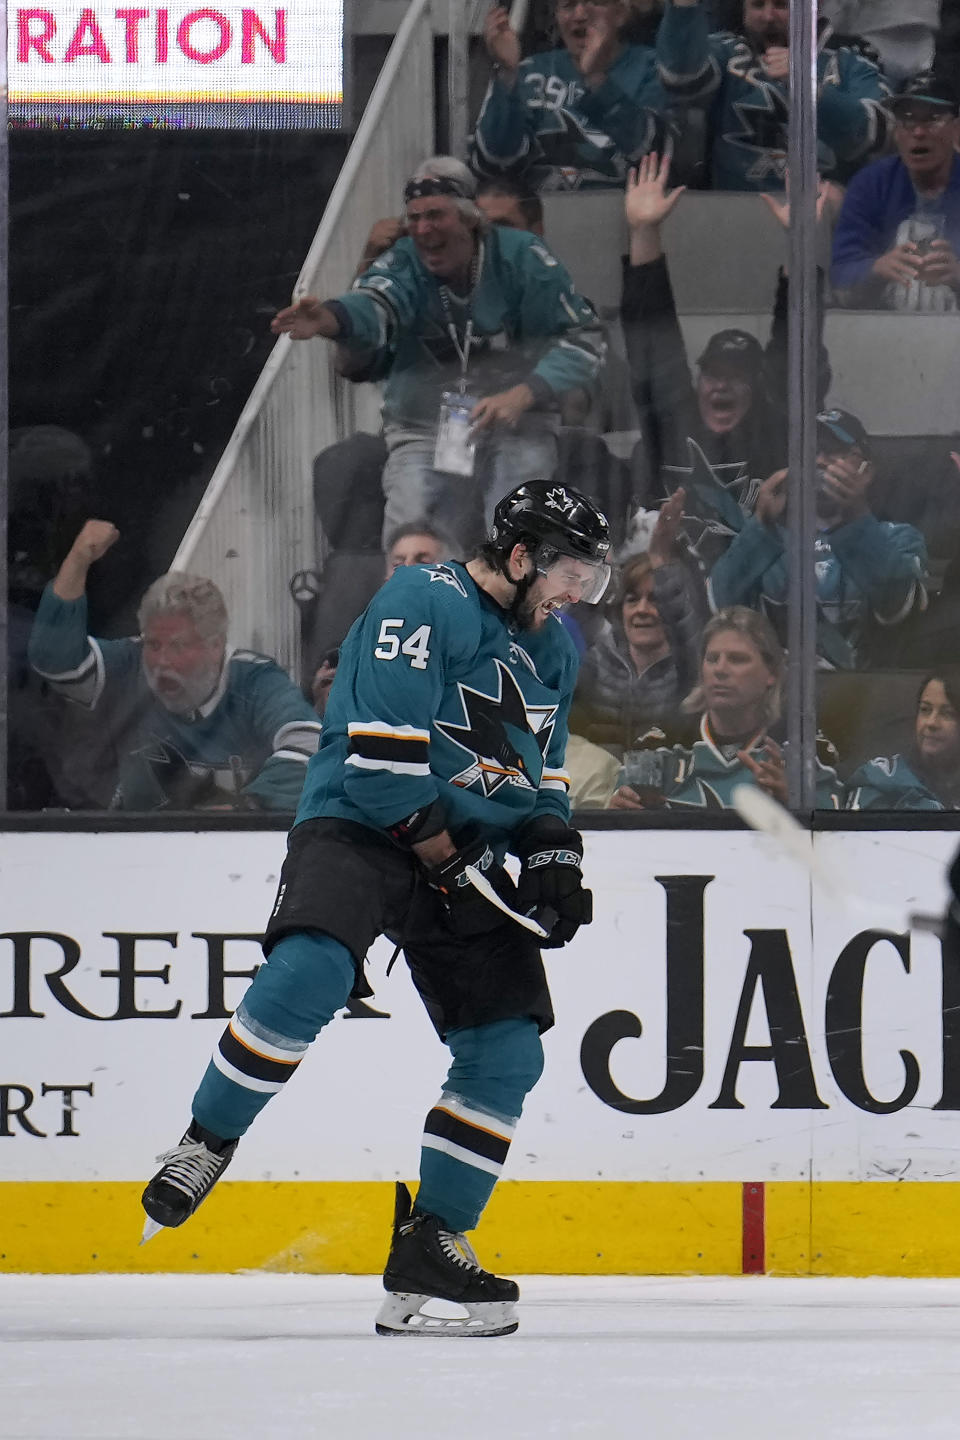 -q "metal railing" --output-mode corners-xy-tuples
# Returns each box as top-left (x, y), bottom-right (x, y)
(173, 0), (435, 678)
